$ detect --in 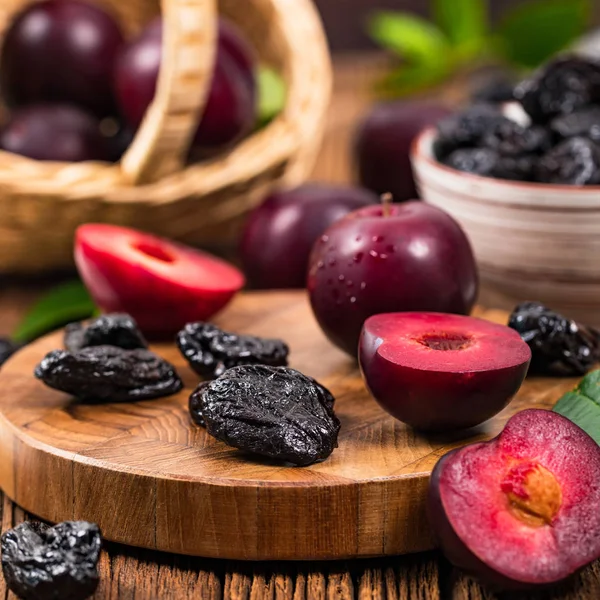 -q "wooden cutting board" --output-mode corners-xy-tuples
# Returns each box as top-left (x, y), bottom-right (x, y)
(0, 291), (579, 561)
